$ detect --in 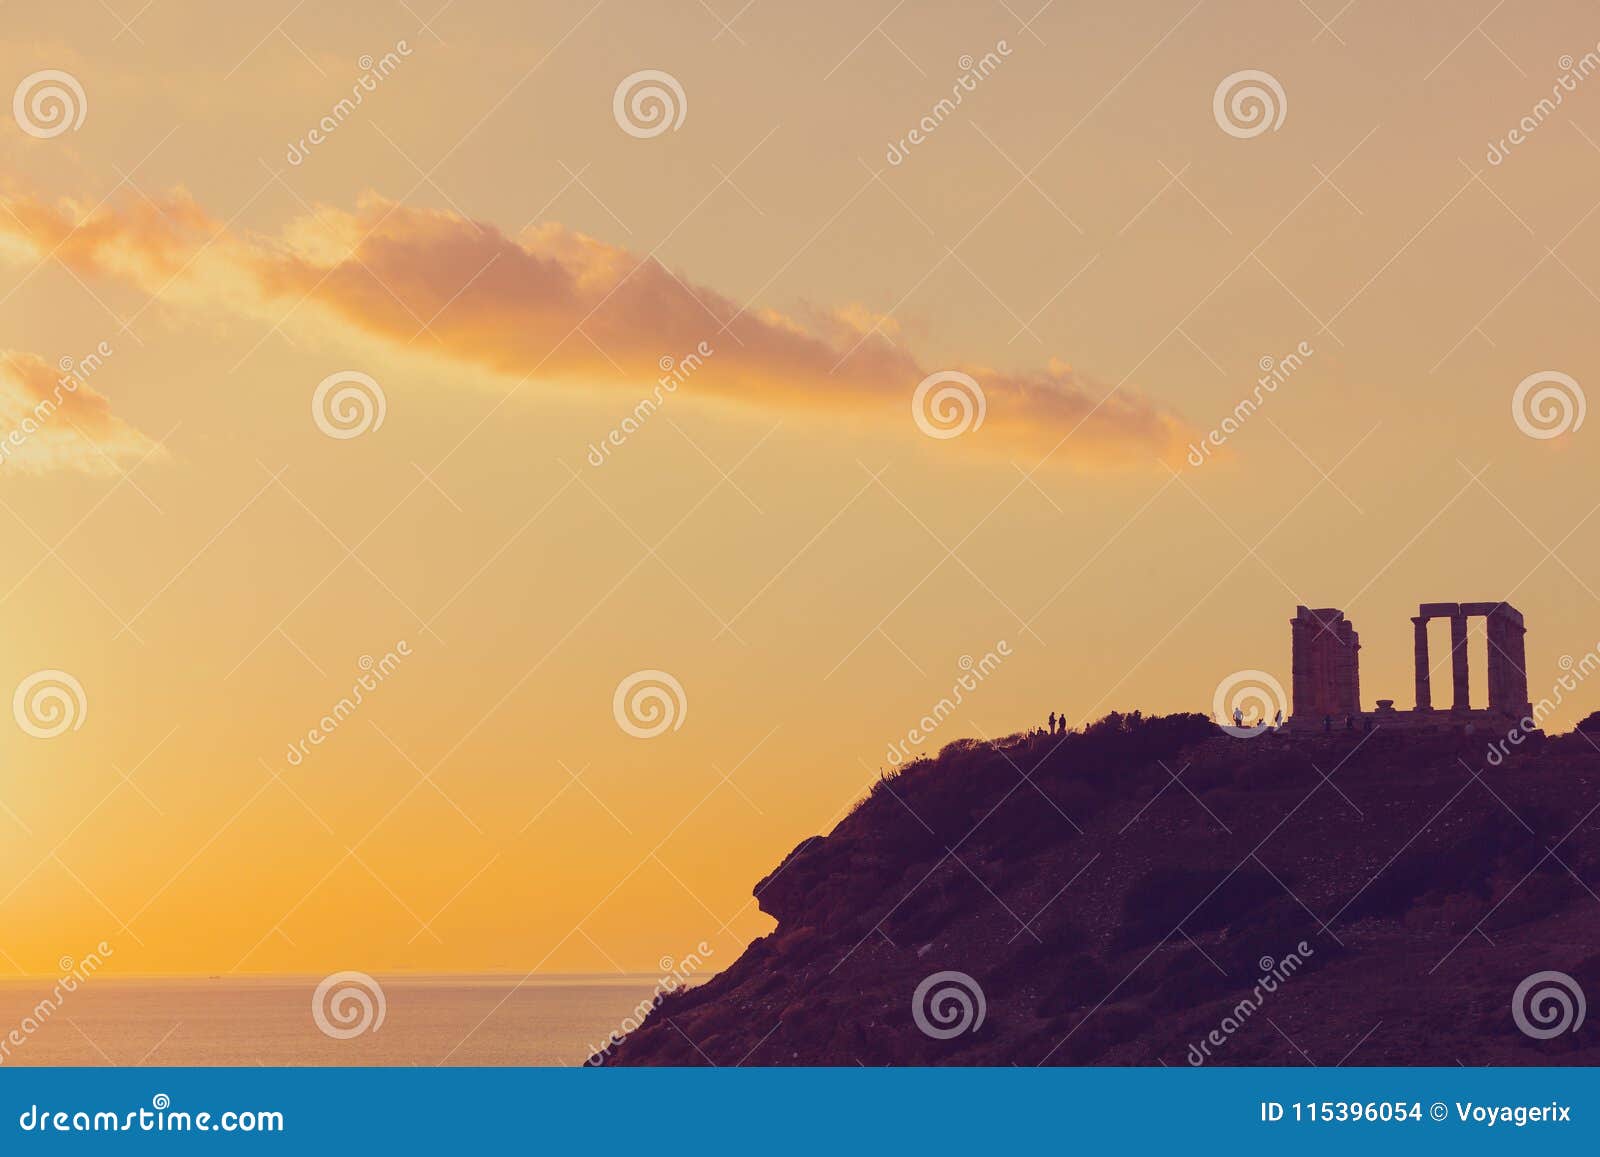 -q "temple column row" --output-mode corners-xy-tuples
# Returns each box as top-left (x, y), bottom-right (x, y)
(1411, 605), (1531, 715)
(1485, 615), (1530, 715)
